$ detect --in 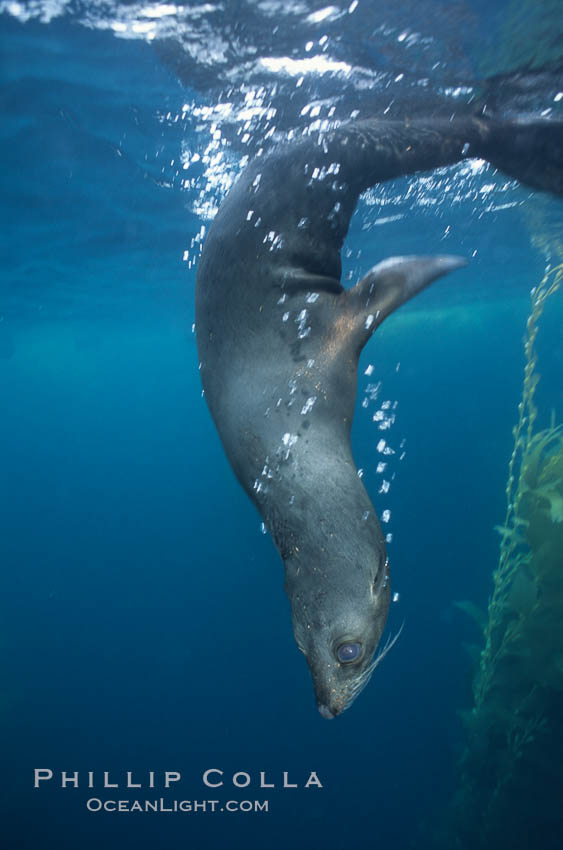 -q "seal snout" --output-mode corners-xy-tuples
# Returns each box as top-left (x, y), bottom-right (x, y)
(318, 704), (337, 720)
